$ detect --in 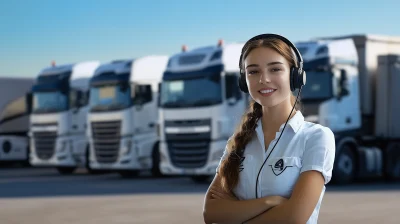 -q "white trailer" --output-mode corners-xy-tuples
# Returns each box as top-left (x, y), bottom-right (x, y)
(0, 77), (34, 164)
(87, 56), (168, 177)
(158, 40), (248, 182)
(295, 34), (400, 184)
(29, 61), (100, 174)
